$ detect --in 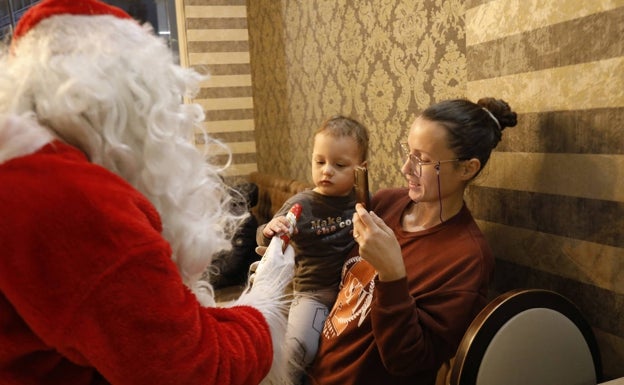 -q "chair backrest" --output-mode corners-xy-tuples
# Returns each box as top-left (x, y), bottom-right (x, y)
(450, 289), (602, 385)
